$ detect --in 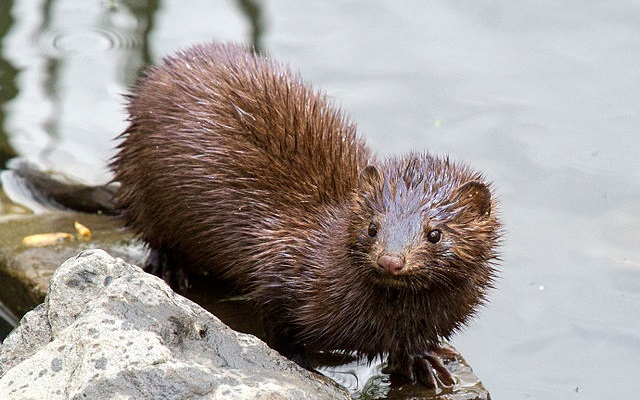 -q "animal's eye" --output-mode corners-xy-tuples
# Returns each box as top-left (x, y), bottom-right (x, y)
(427, 229), (442, 244)
(367, 222), (378, 238)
